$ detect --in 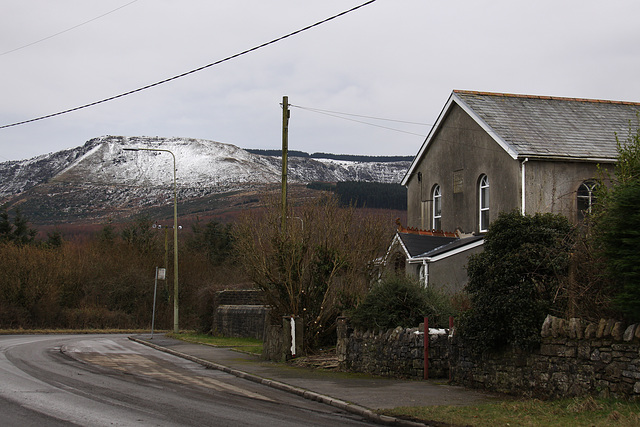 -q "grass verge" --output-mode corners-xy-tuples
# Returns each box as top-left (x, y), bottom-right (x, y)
(167, 332), (263, 355)
(380, 396), (640, 427)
